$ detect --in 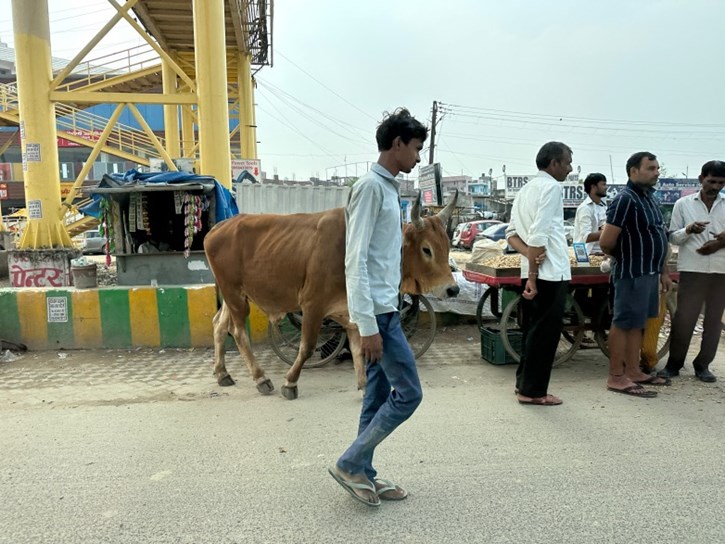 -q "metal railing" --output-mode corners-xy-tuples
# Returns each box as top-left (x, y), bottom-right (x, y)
(54, 44), (161, 93)
(0, 82), (166, 161)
